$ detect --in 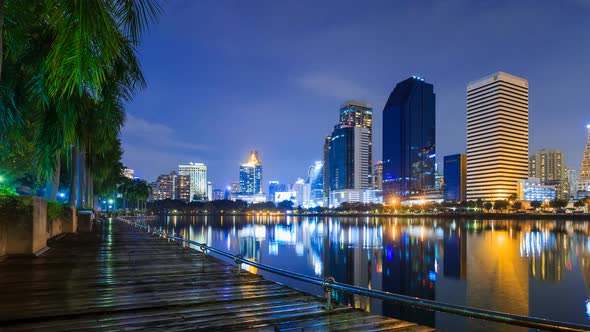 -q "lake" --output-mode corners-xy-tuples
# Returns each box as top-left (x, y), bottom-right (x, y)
(139, 215), (590, 331)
